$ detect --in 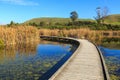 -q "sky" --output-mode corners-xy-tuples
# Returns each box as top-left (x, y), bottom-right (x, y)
(0, 0), (120, 24)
